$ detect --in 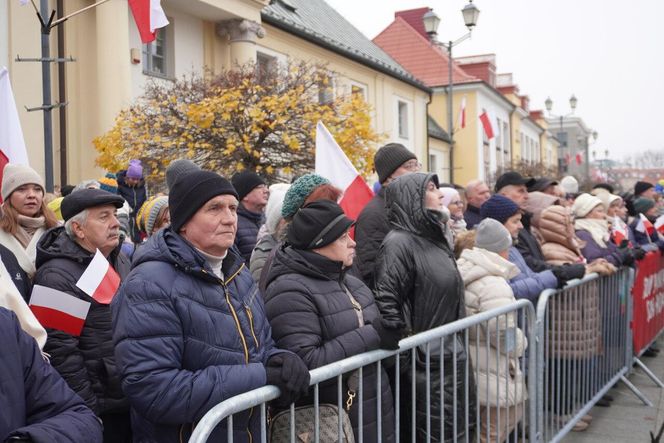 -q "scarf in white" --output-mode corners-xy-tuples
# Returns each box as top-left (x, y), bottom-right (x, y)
(574, 218), (610, 249)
